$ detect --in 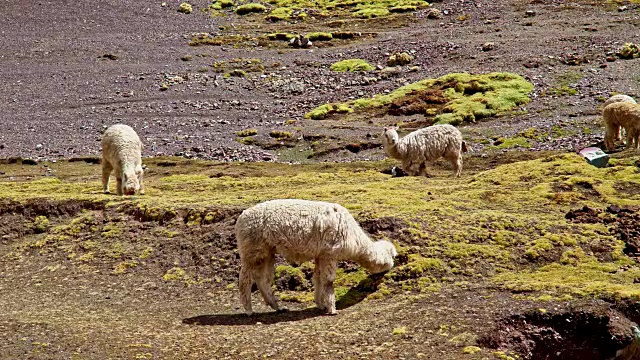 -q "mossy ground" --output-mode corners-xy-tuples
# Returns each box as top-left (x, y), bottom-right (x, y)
(305, 72), (534, 124)
(1, 150), (639, 358)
